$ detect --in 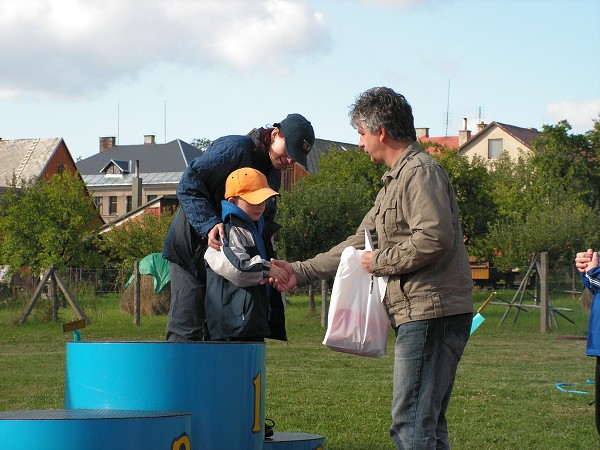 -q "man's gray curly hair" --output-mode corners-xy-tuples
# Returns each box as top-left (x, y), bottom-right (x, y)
(349, 87), (417, 143)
